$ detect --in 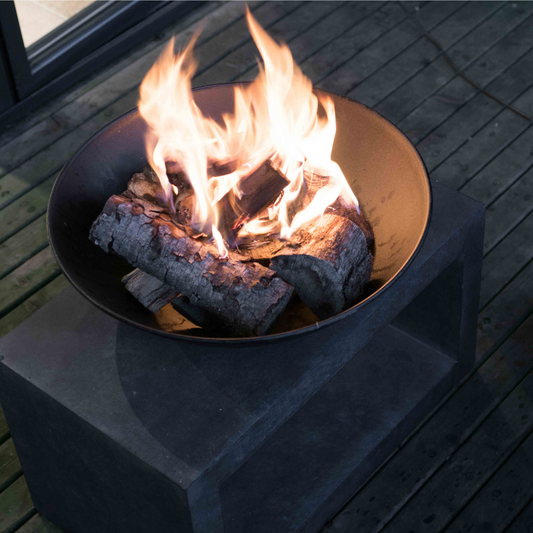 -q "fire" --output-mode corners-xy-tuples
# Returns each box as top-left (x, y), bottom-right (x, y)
(138, 7), (358, 255)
